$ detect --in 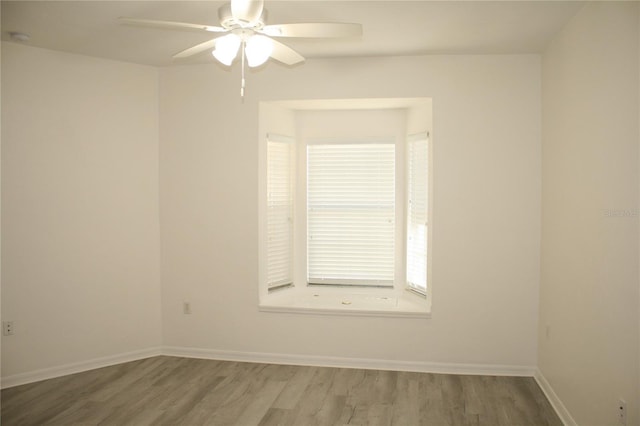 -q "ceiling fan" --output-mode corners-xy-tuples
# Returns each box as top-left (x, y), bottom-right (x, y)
(121, 0), (362, 97)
